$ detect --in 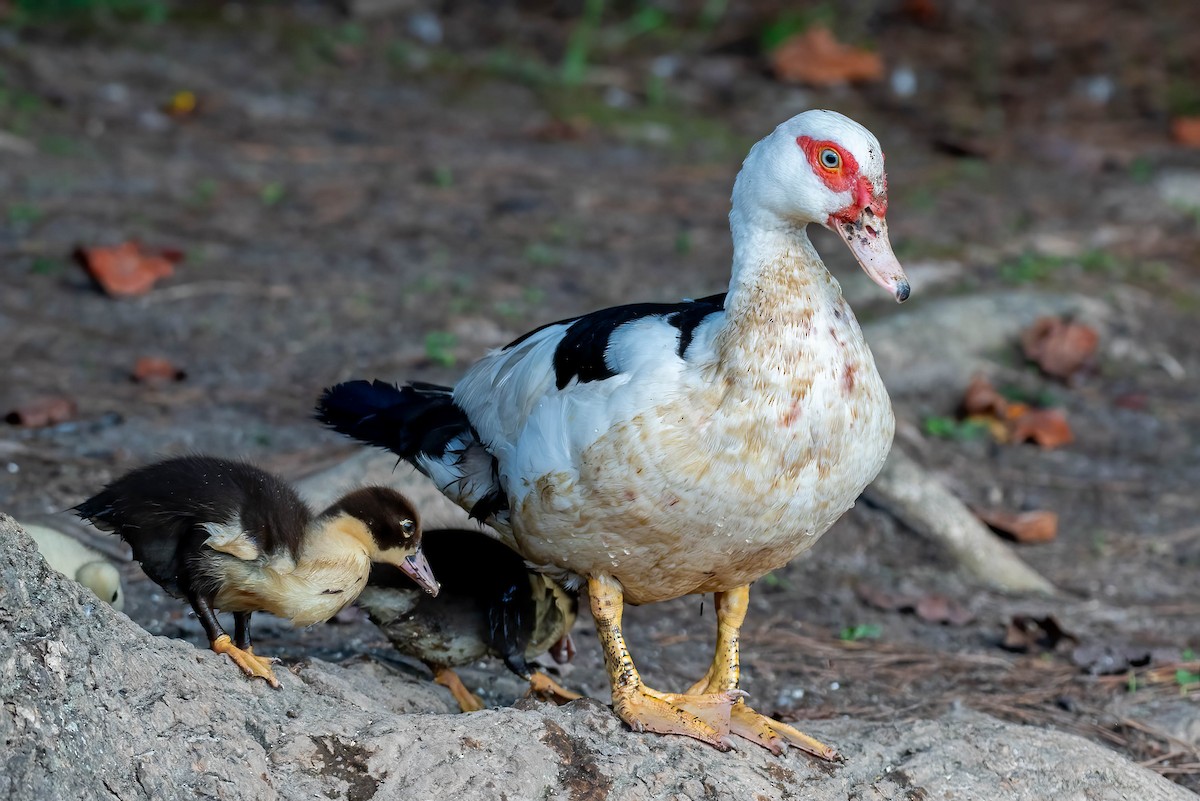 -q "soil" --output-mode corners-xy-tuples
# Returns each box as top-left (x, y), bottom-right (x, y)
(1, 1), (1198, 791)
